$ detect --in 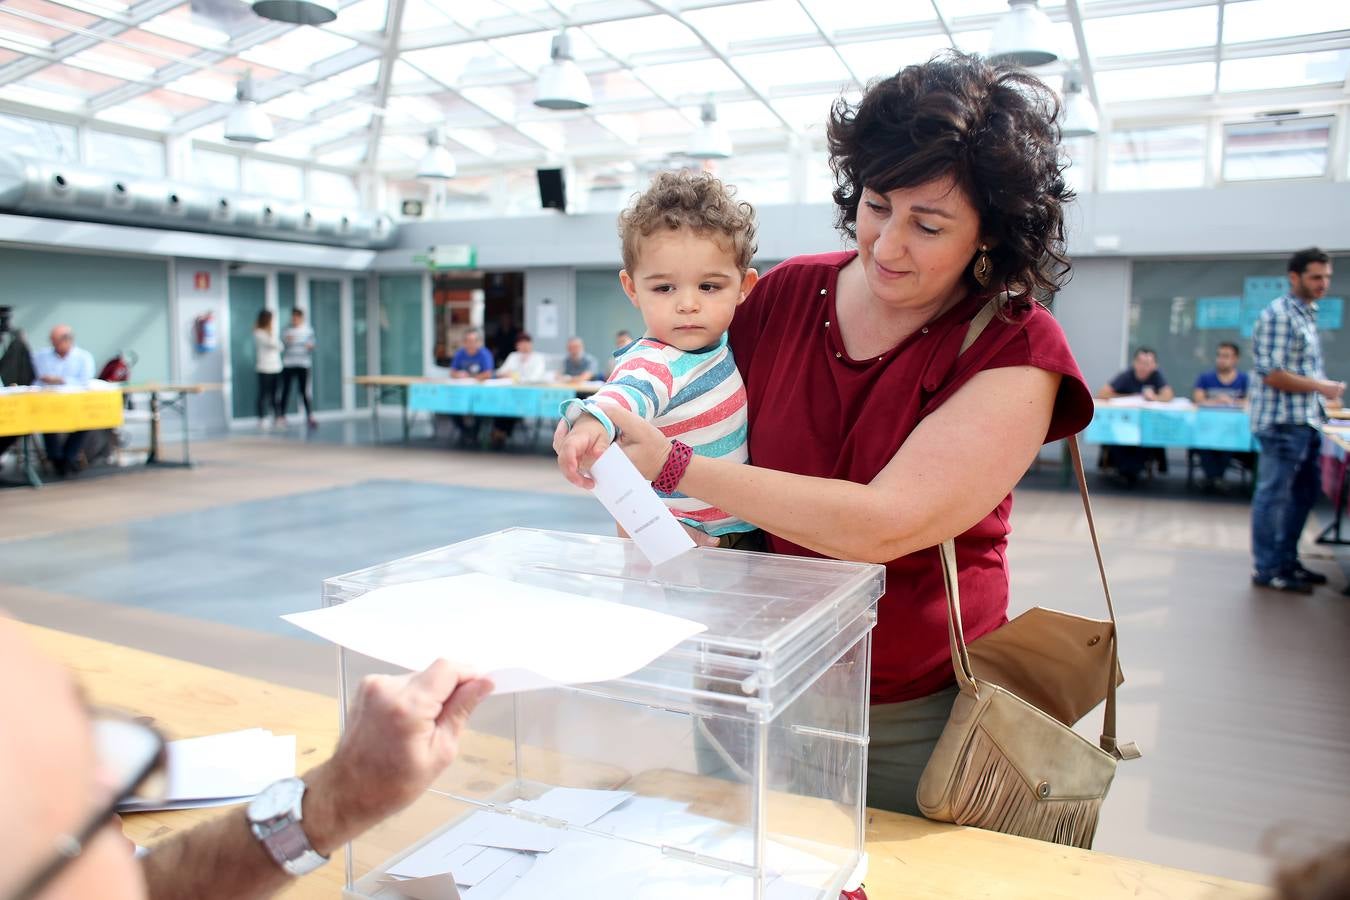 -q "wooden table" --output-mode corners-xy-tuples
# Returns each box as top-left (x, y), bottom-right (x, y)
(26, 624), (1268, 900)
